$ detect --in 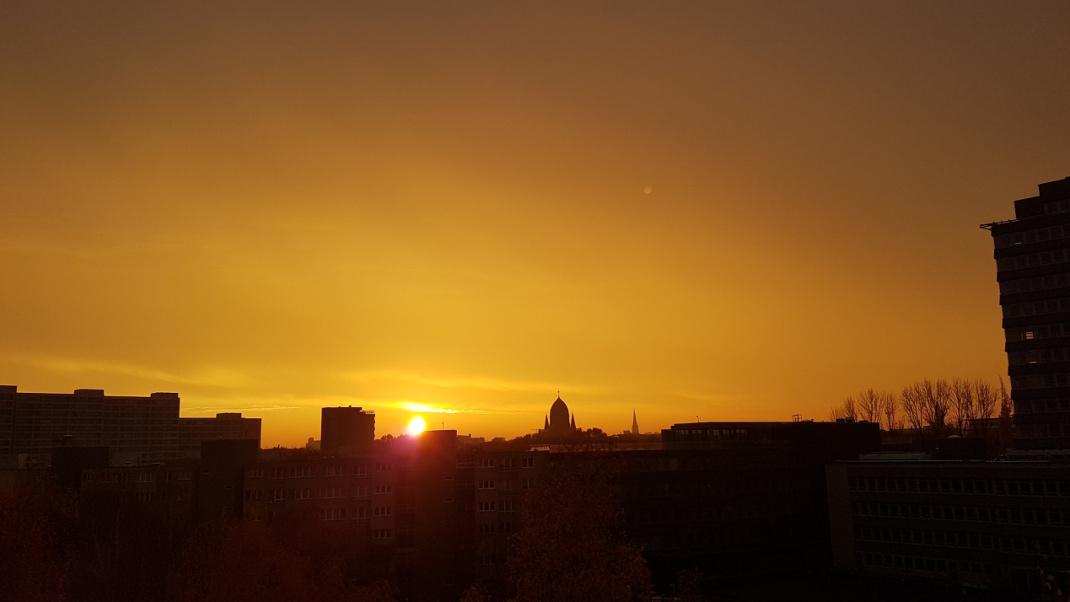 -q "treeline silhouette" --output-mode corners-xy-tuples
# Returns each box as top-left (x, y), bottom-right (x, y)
(831, 378), (1012, 437)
